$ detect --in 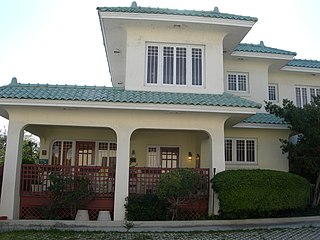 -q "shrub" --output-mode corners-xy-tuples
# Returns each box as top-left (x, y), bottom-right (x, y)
(156, 168), (207, 220)
(211, 169), (310, 219)
(125, 194), (167, 221)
